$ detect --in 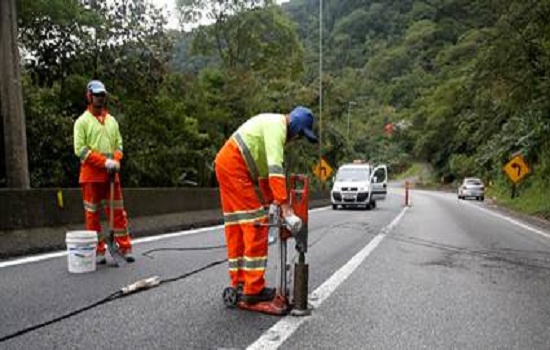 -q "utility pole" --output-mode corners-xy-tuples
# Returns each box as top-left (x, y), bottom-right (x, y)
(0, 0), (30, 188)
(346, 101), (357, 141)
(318, 0), (325, 190)
(318, 0), (323, 168)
